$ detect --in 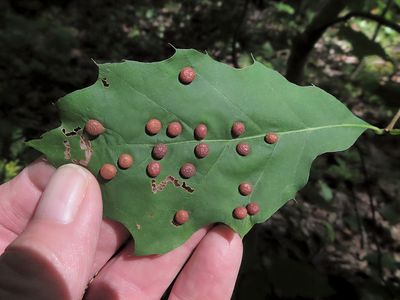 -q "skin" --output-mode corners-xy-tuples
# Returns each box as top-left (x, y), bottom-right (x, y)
(0, 159), (243, 300)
